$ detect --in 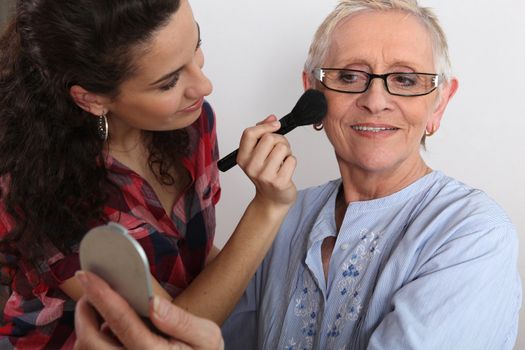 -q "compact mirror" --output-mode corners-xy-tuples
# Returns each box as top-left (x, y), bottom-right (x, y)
(79, 222), (153, 317)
